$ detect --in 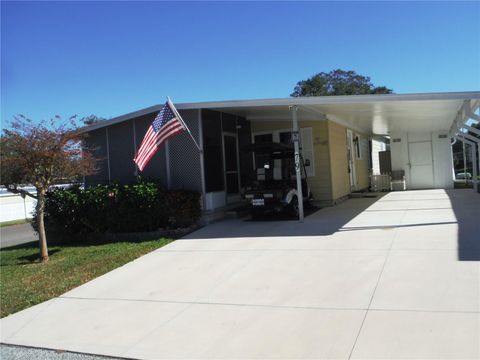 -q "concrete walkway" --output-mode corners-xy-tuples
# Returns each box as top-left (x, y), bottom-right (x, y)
(1, 189), (479, 359)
